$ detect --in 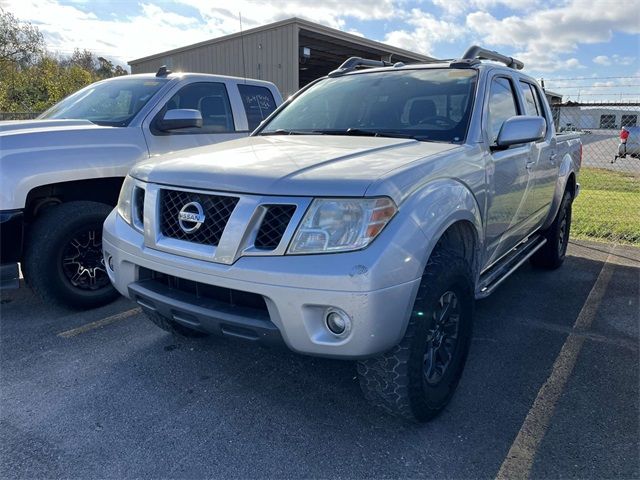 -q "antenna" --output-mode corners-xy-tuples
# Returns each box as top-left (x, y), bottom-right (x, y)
(156, 65), (171, 77)
(239, 12), (247, 84)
